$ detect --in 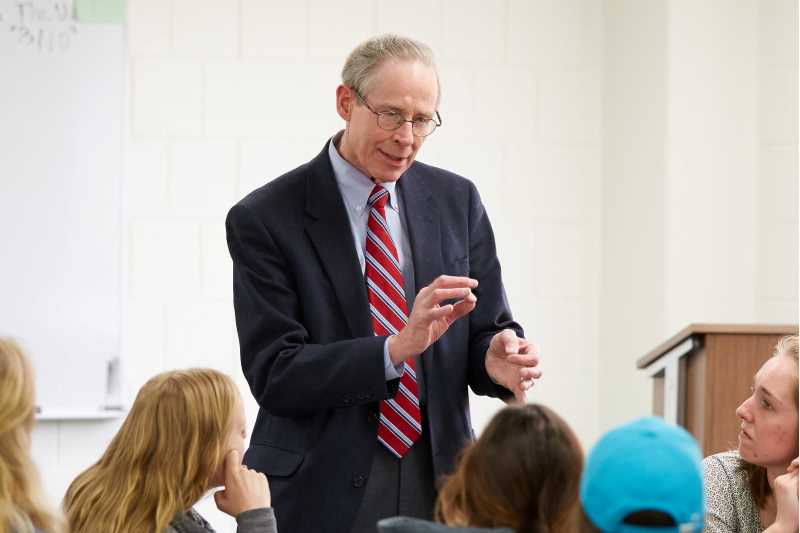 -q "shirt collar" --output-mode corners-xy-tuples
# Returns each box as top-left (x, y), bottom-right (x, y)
(328, 131), (399, 214)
